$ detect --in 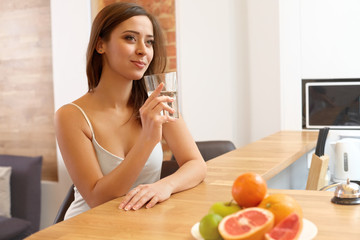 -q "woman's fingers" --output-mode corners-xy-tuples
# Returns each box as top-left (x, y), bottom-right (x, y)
(132, 192), (156, 210)
(119, 188), (145, 211)
(145, 195), (159, 209)
(119, 187), (158, 211)
(124, 193), (147, 211)
(152, 101), (175, 117)
(118, 183), (171, 211)
(140, 97), (176, 123)
(118, 187), (140, 210)
(142, 82), (176, 115)
(142, 82), (164, 108)
(146, 96), (175, 114)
